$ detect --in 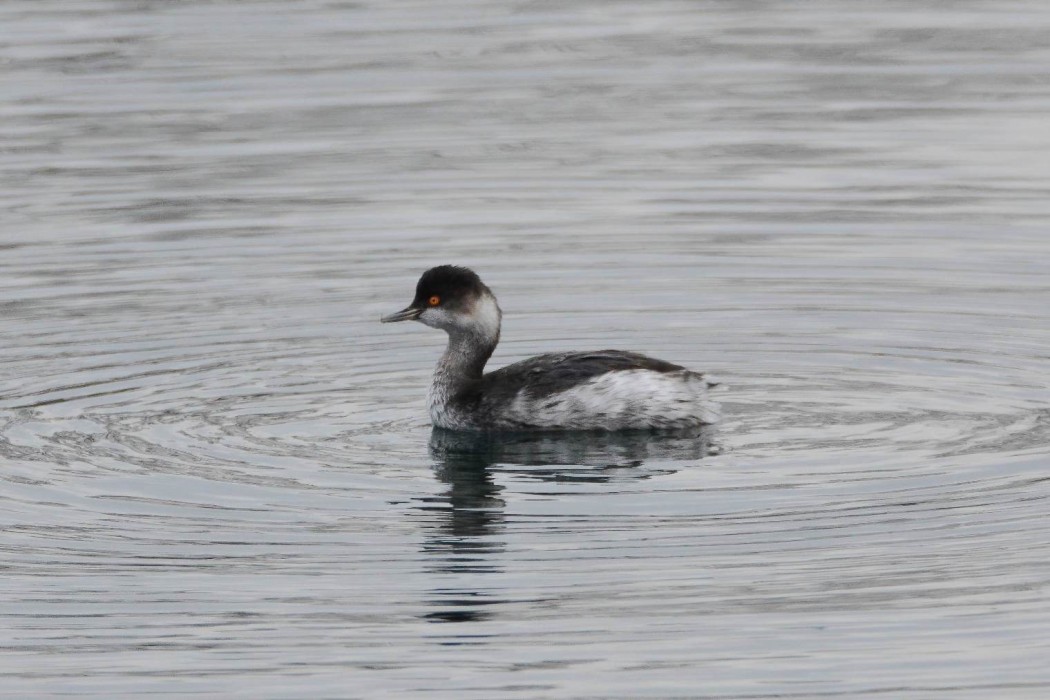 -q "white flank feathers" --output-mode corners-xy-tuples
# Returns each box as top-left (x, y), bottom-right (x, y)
(430, 368), (719, 431)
